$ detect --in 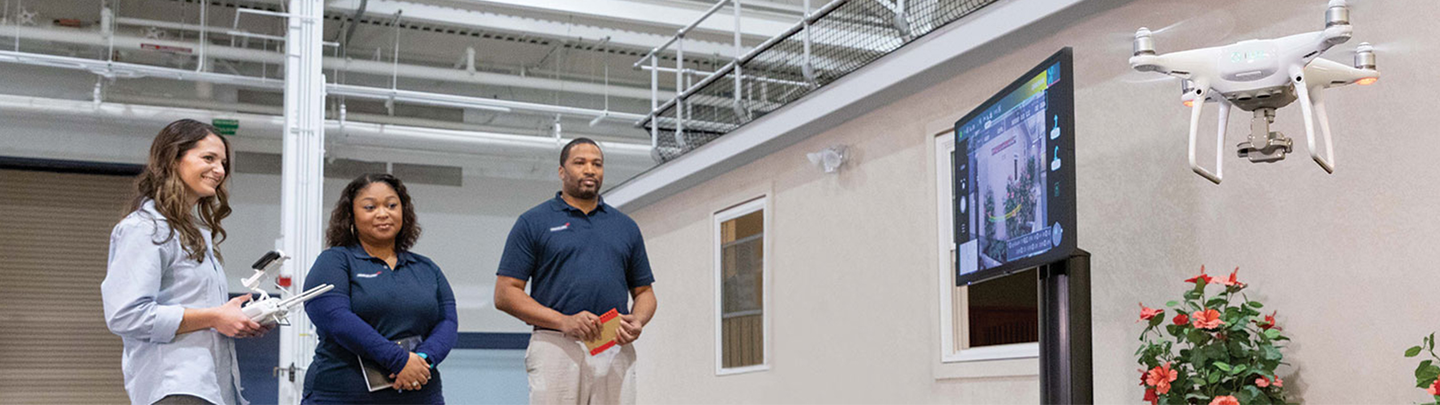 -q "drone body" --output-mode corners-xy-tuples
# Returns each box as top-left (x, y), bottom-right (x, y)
(1129, 0), (1378, 184)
